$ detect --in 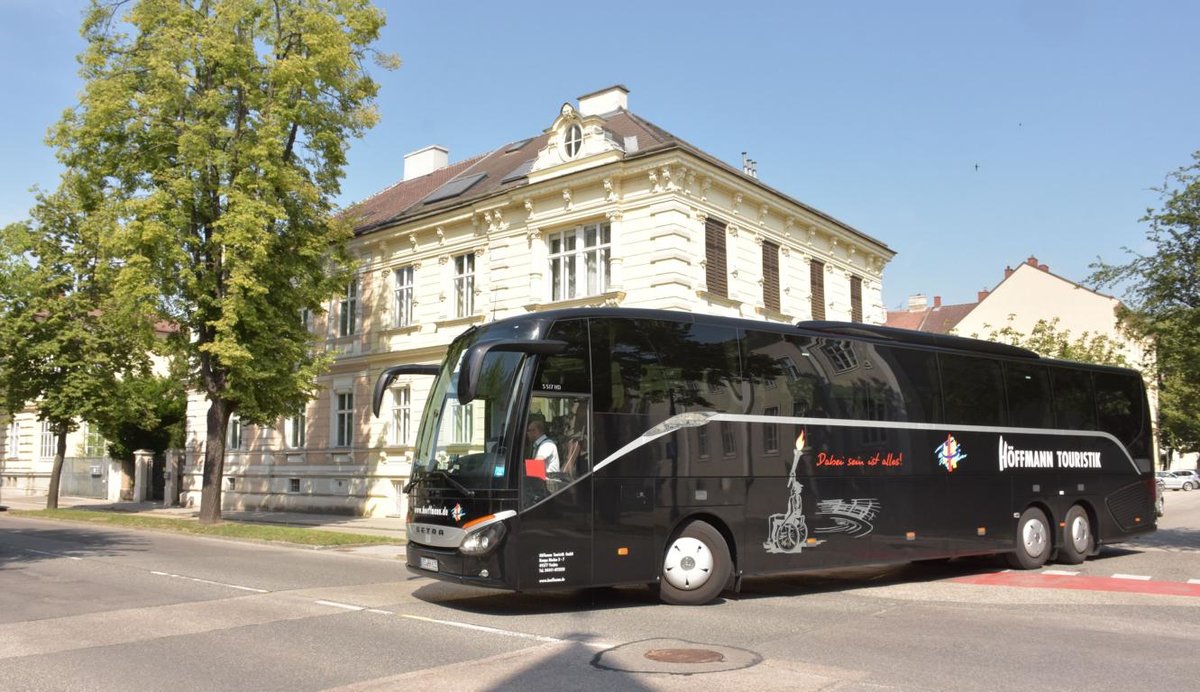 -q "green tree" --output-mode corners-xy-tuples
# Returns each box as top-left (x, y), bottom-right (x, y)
(0, 181), (157, 509)
(966, 316), (1130, 367)
(1092, 151), (1200, 457)
(52, 0), (395, 522)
